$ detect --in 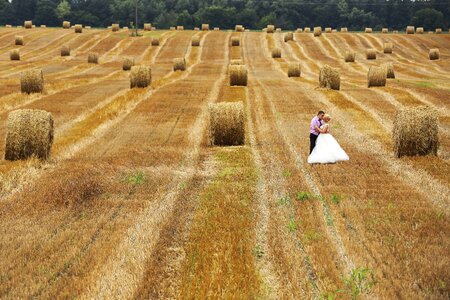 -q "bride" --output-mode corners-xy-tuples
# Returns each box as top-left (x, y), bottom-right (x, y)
(308, 114), (349, 164)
